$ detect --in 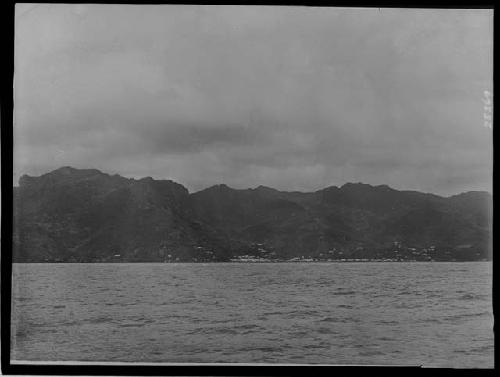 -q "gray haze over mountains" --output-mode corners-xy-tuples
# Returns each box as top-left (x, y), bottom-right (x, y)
(14, 5), (492, 196)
